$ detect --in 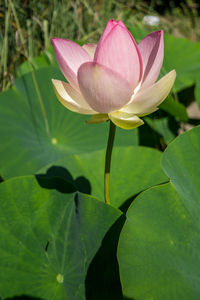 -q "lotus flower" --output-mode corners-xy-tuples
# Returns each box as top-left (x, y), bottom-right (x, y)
(52, 19), (176, 129)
